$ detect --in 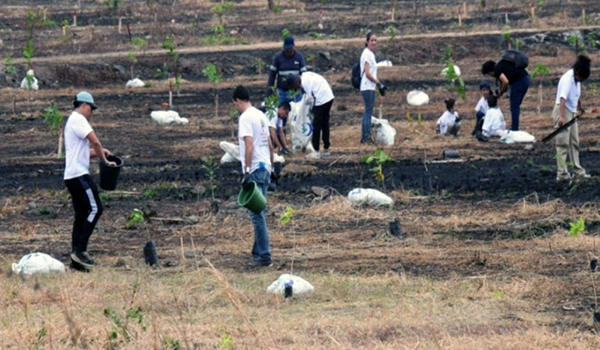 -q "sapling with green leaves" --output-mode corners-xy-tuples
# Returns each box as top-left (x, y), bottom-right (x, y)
(4, 56), (17, 113)
(363, 150), (393, 190)
(202, 63), (223, 120)
(42, 103), (65, 158)
(569, 217), (586, 237)
(127, 37), (147, 79)
(442, 60), (466, 101)
(531, 62), (551, 114)
(202, 156), (220, 201)
(227, 108), (238, 138)
(160, 36), (179, 107)
(253, 56), (267, 75)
